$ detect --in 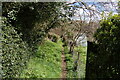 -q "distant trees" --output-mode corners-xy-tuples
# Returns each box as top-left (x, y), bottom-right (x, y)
(60, 1), (117, 54)
(64, 2), (119, 78)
